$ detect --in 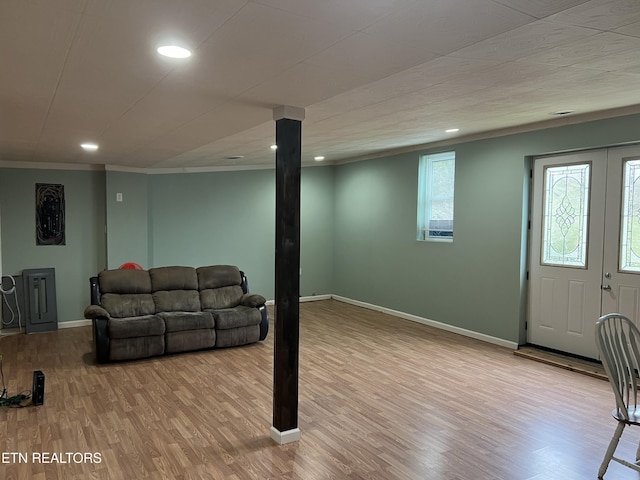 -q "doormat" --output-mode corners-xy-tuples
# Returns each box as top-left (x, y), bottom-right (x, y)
(514, 346), (606, 381)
